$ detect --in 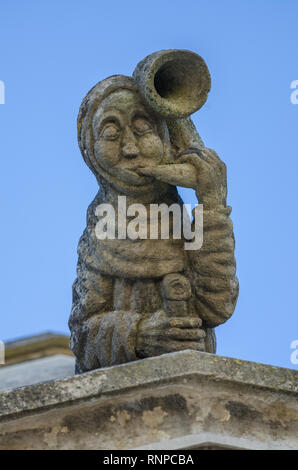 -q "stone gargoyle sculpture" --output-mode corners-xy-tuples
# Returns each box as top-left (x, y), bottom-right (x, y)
(69, 50), (239, 373)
